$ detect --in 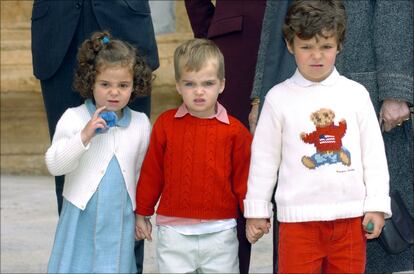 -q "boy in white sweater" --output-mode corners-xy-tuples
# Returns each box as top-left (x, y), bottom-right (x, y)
(243, 1), (391, 273)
